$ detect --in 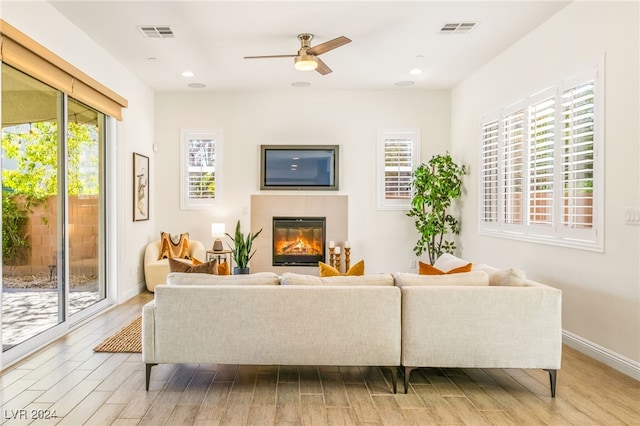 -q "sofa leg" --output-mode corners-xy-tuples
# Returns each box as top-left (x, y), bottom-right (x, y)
(544, 369), (557, 397)
(403, 366), (417, 394)
(385, 366), (398, 394)
(146, 363), (157, 391)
